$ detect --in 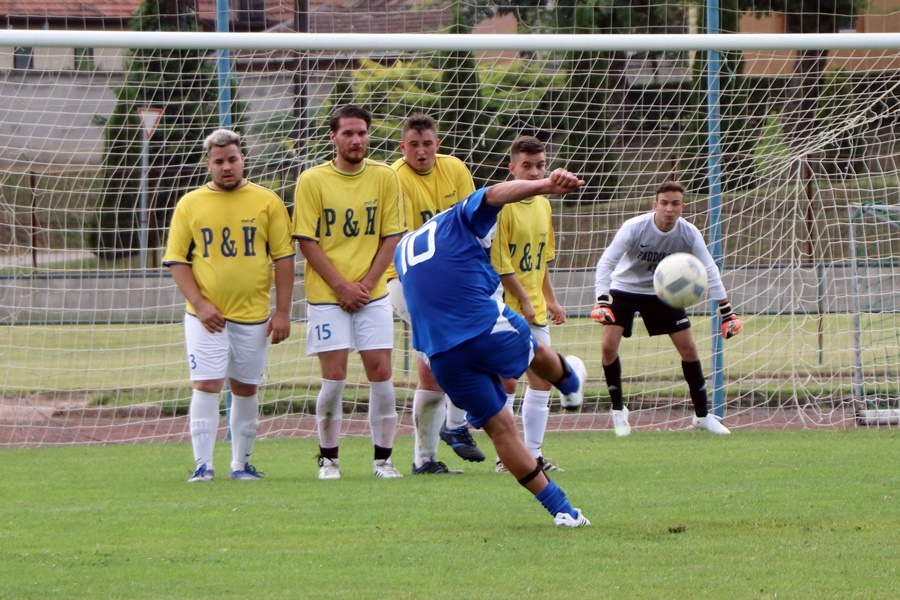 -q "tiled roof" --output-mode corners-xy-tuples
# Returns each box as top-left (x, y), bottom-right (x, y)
(0, 0), (454, 33)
